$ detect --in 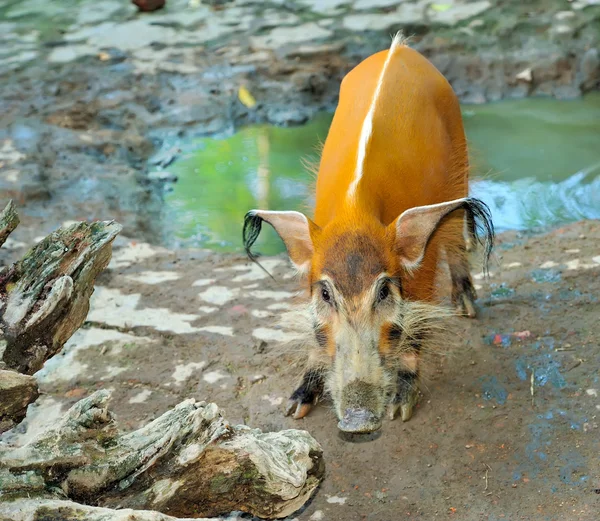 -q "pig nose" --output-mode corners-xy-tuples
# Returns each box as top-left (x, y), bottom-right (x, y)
(338, 408), (382, 433)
